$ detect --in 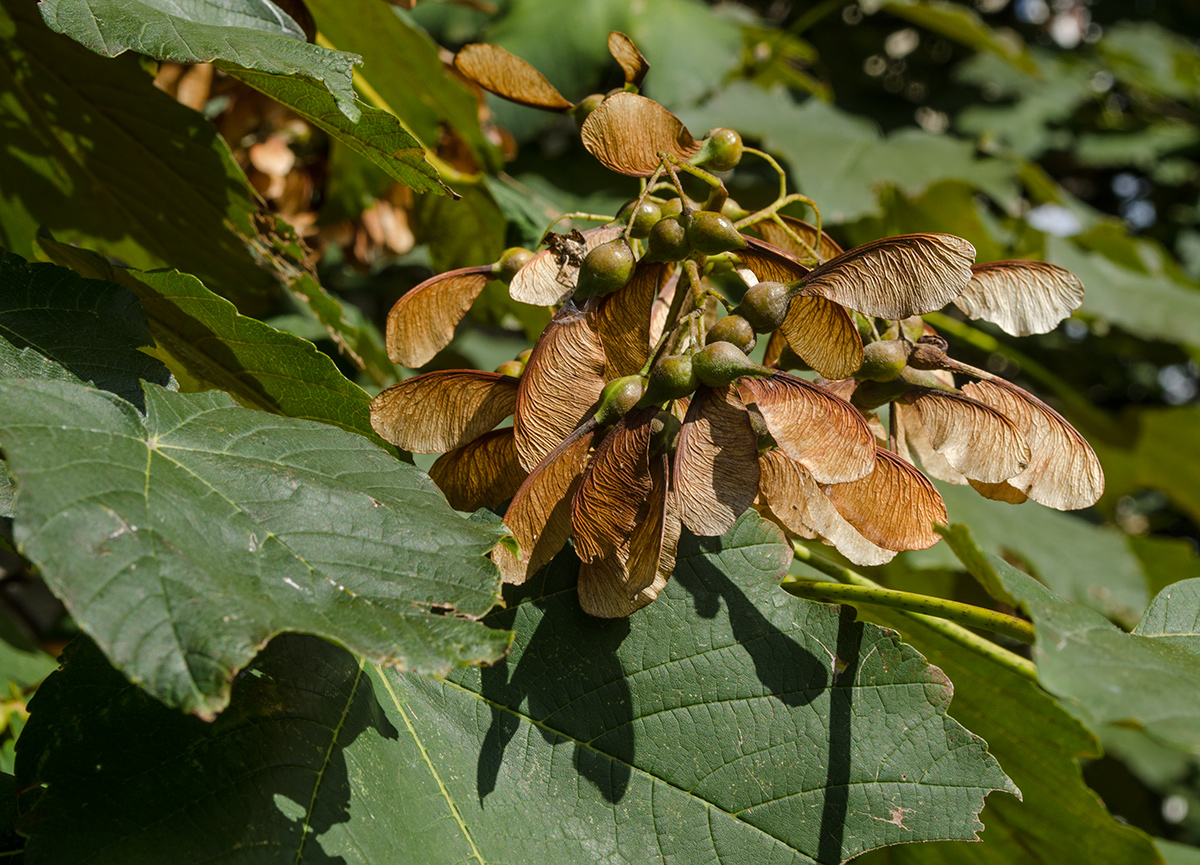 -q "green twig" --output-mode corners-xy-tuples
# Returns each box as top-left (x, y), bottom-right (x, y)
(788, 542), (1039, 681)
